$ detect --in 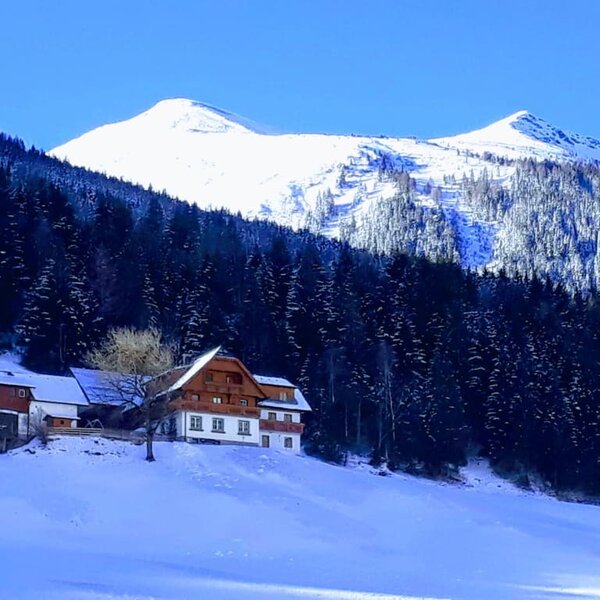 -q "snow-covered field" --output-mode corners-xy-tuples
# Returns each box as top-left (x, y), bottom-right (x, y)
(1, 437), (600, 599)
